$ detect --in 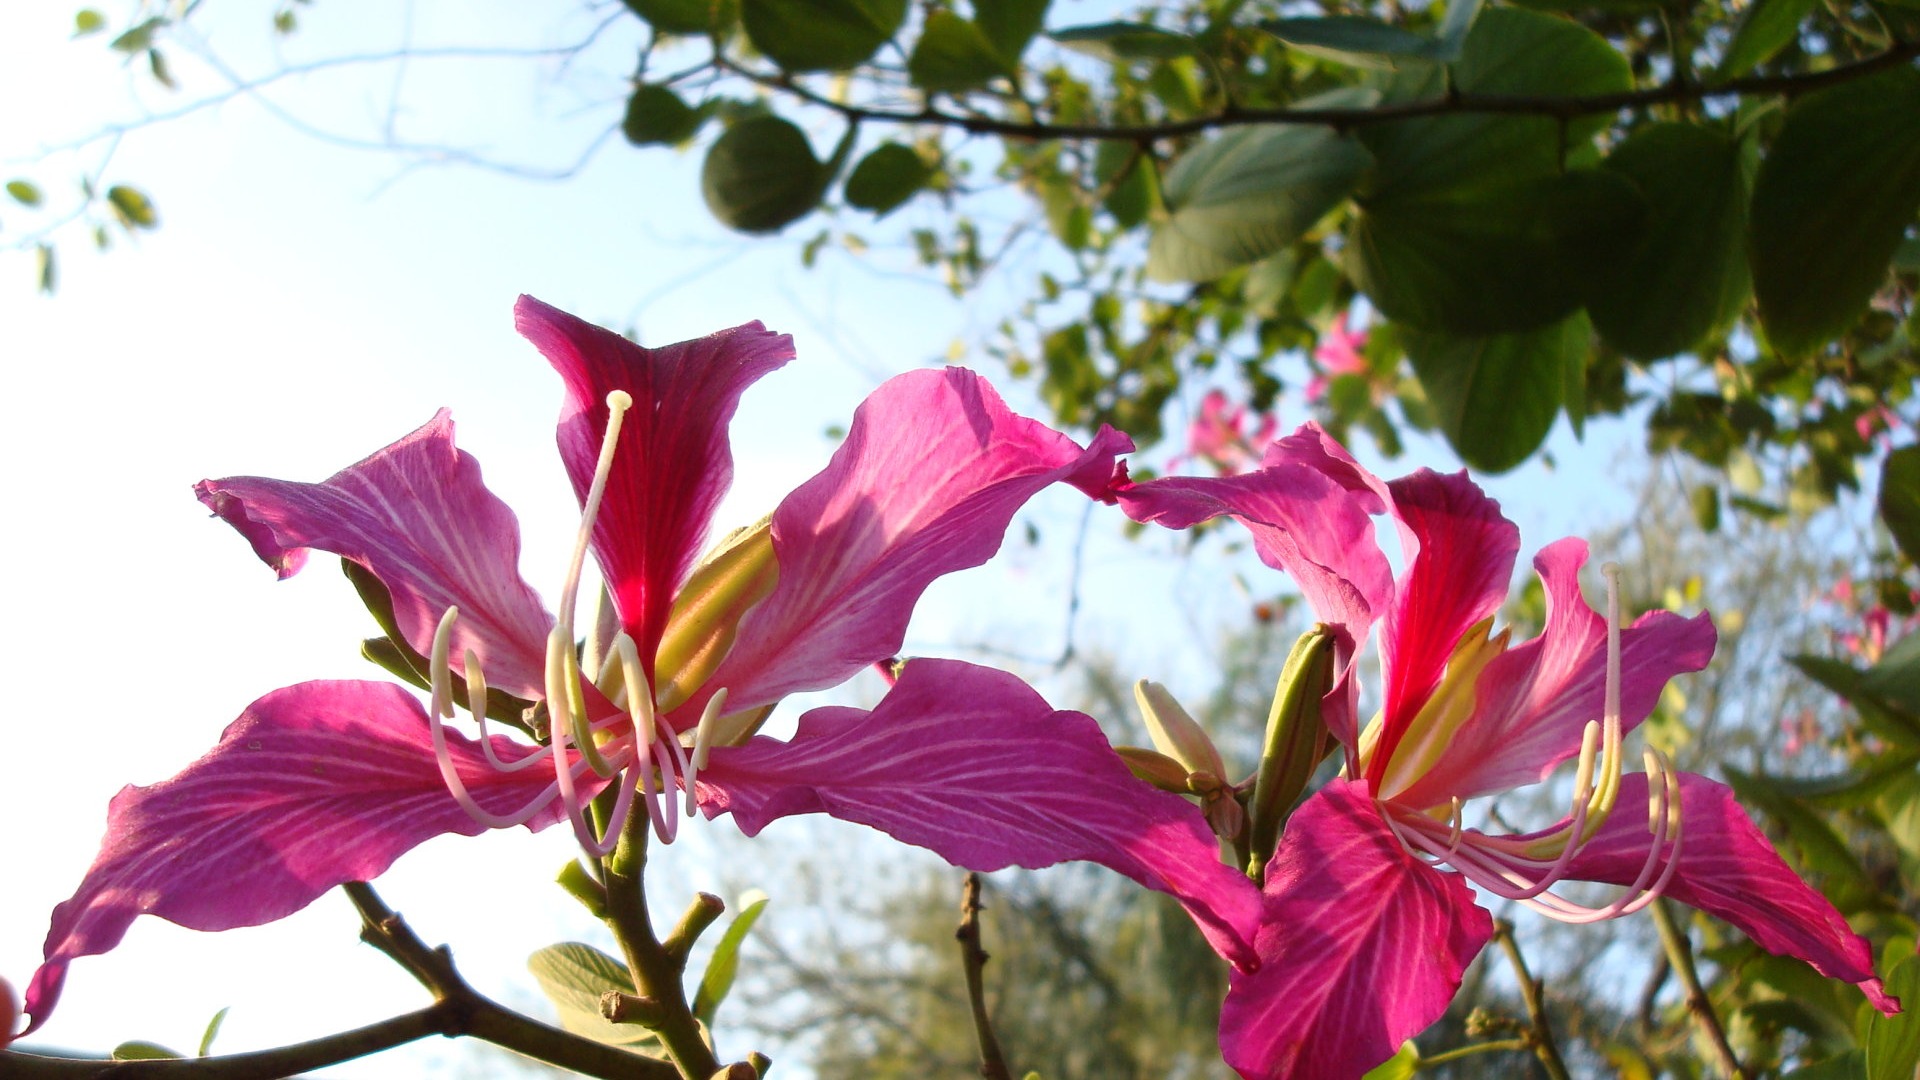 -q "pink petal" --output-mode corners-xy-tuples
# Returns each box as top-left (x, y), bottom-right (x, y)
(514, 296), (793, 669)
(1394, 538), (1717, 807)
(1221, 780), (1492, 1080)
(1368, 469), (1519, 784)
(196, 410), (555, 700)
(21, 681), (563, 1037)
(1565, 771), (1896, 1013)
(694, 658), (1261, 969)
(1117, 461), (1389, 748)
(687, 368), (1133, 718)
